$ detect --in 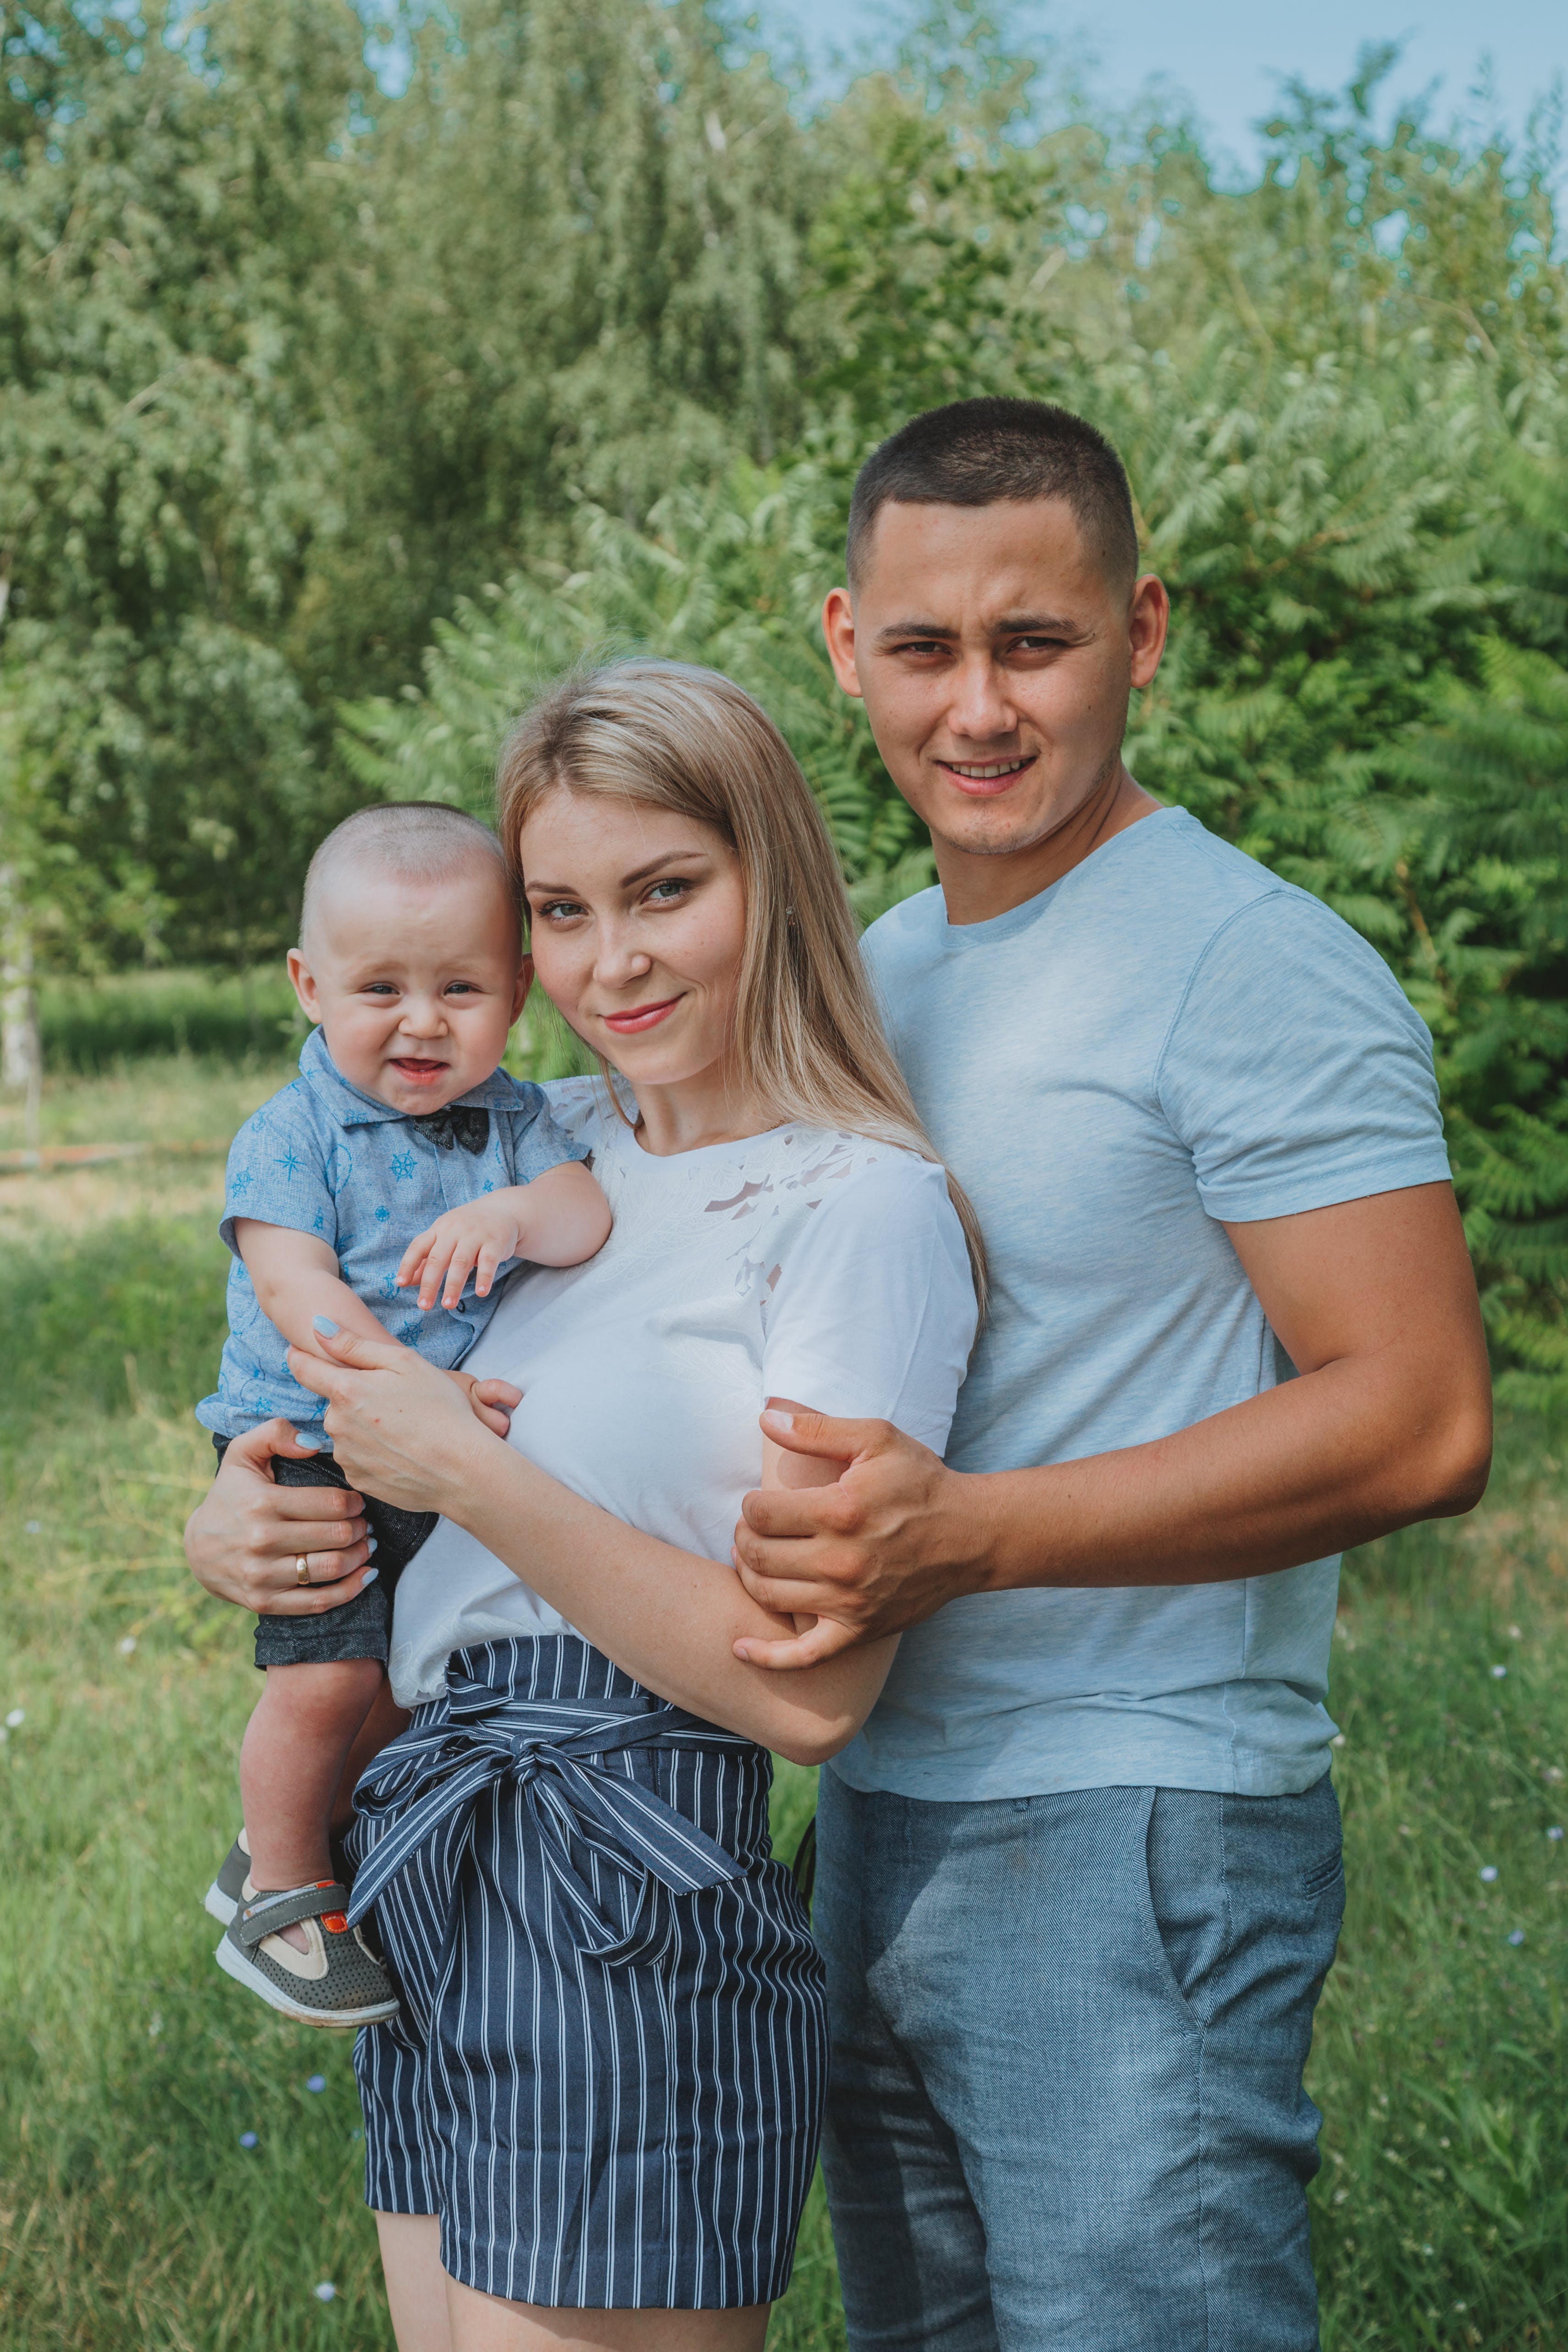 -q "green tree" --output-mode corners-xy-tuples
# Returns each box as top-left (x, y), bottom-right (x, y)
(1391, 416), (1568, 1398)
(295, 0), (824, 709)
(340, 461), (931, 924)
(0, 0), (373, 967)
